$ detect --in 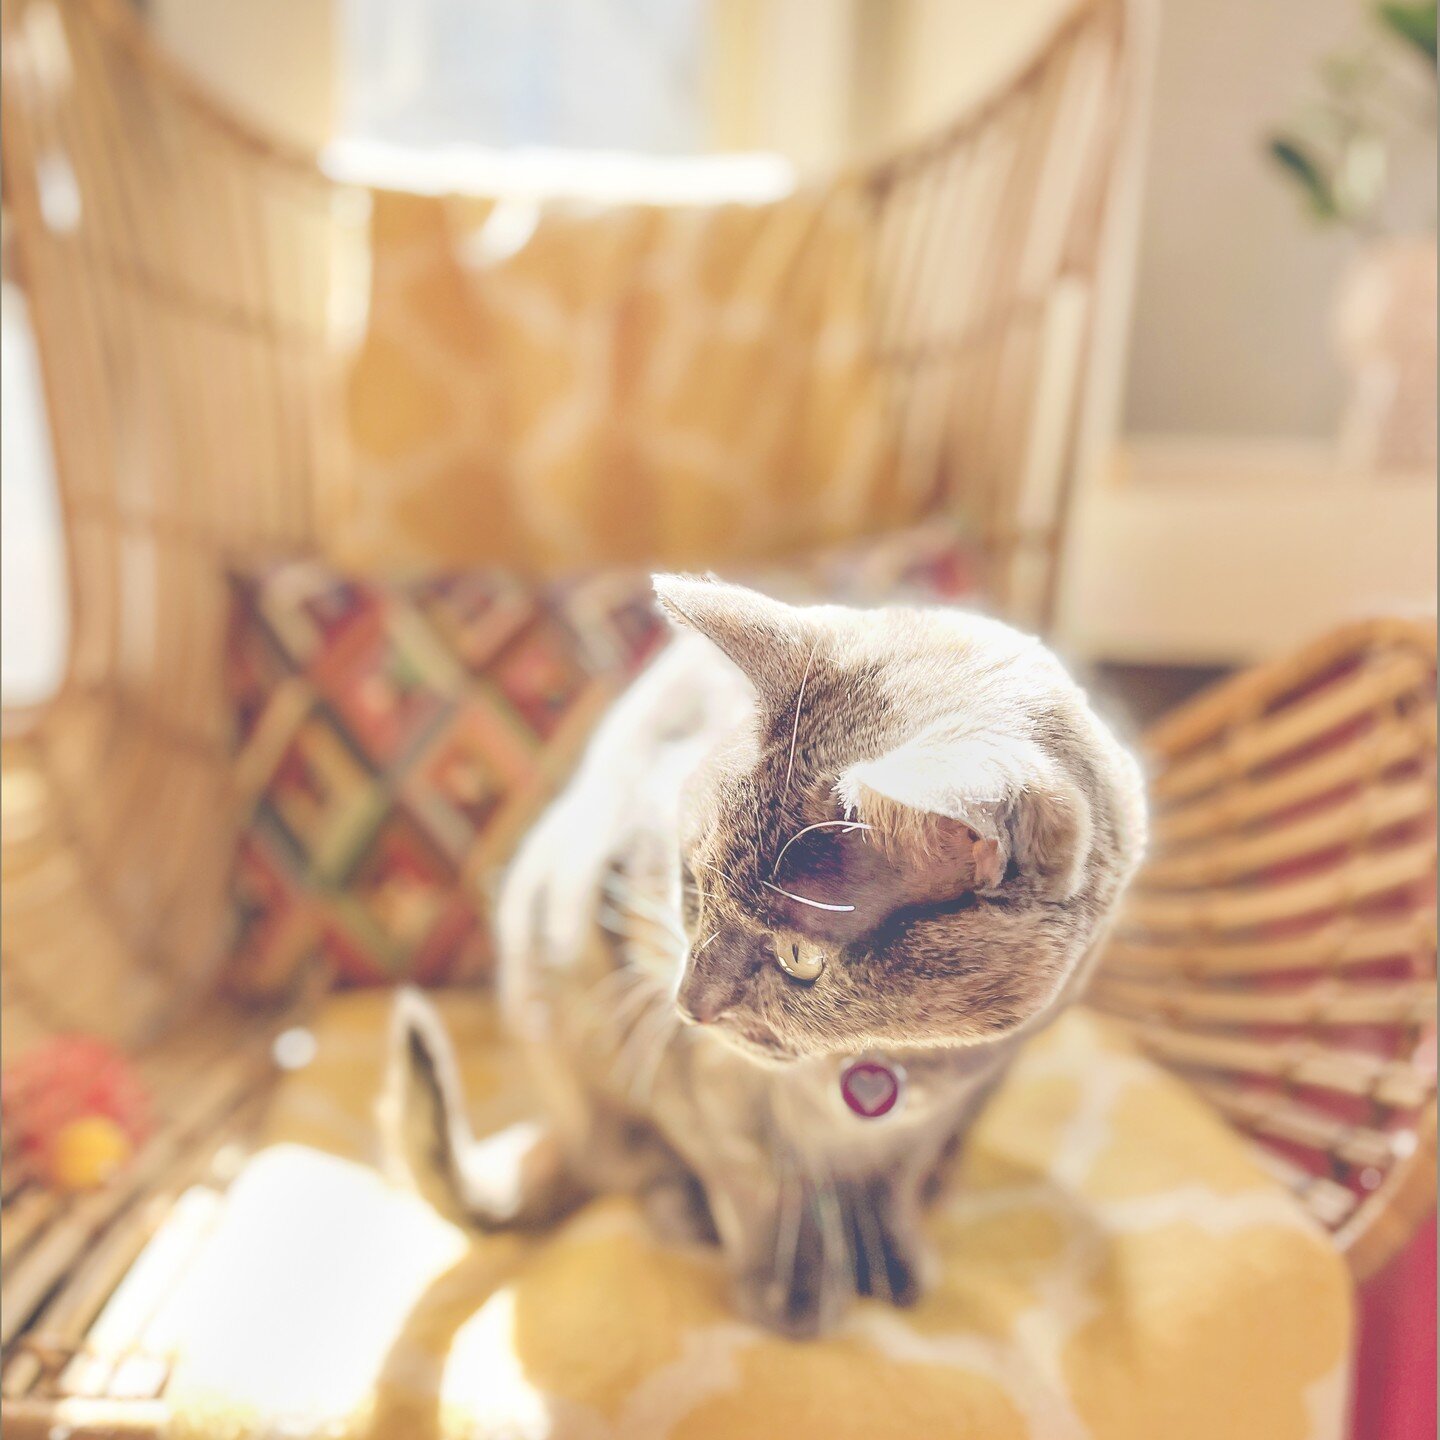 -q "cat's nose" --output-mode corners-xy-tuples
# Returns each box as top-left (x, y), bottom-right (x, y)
(676, 967), (742, 1025)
